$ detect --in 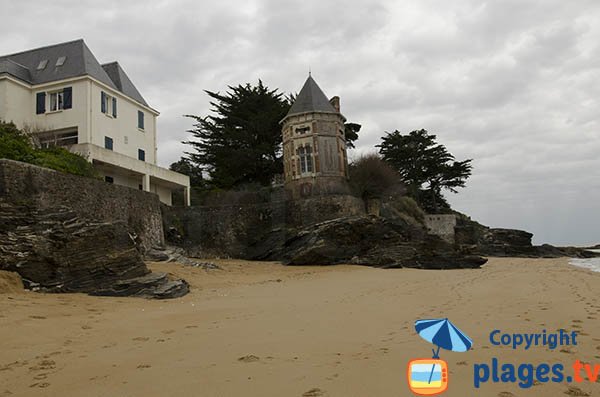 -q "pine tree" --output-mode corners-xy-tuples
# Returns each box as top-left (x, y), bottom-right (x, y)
(378, 129), (472, 212)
